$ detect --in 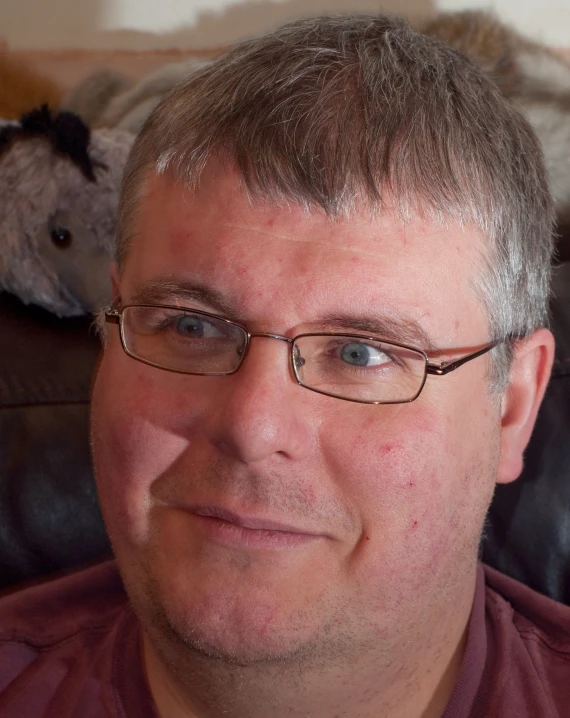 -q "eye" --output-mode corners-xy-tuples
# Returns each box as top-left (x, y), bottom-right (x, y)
(339, 342), (391, 367)
(175, 314), (225, 338)
(50, 227), (73, 249)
